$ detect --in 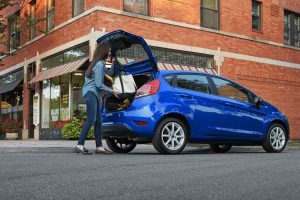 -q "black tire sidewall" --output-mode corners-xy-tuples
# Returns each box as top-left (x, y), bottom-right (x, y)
(106, 138), (136, 153)
(209, 144), (232, 153)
